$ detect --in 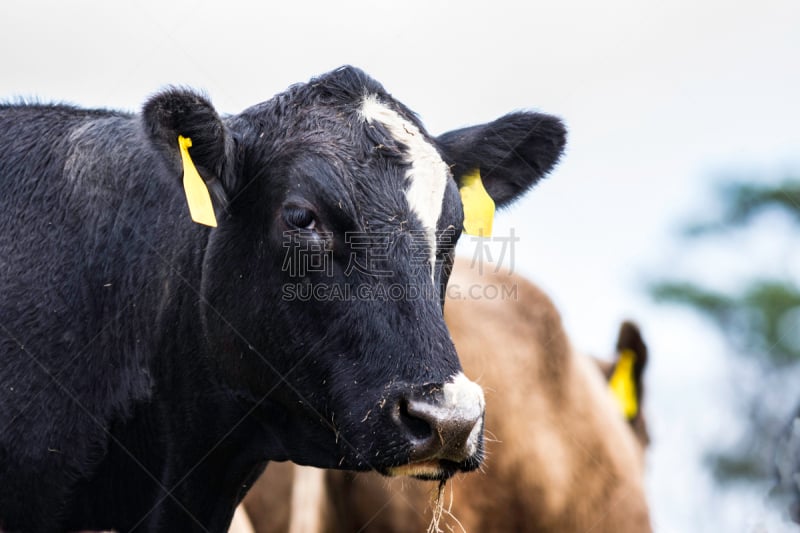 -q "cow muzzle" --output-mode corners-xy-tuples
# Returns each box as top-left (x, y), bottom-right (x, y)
(389, 372), (485, 479)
